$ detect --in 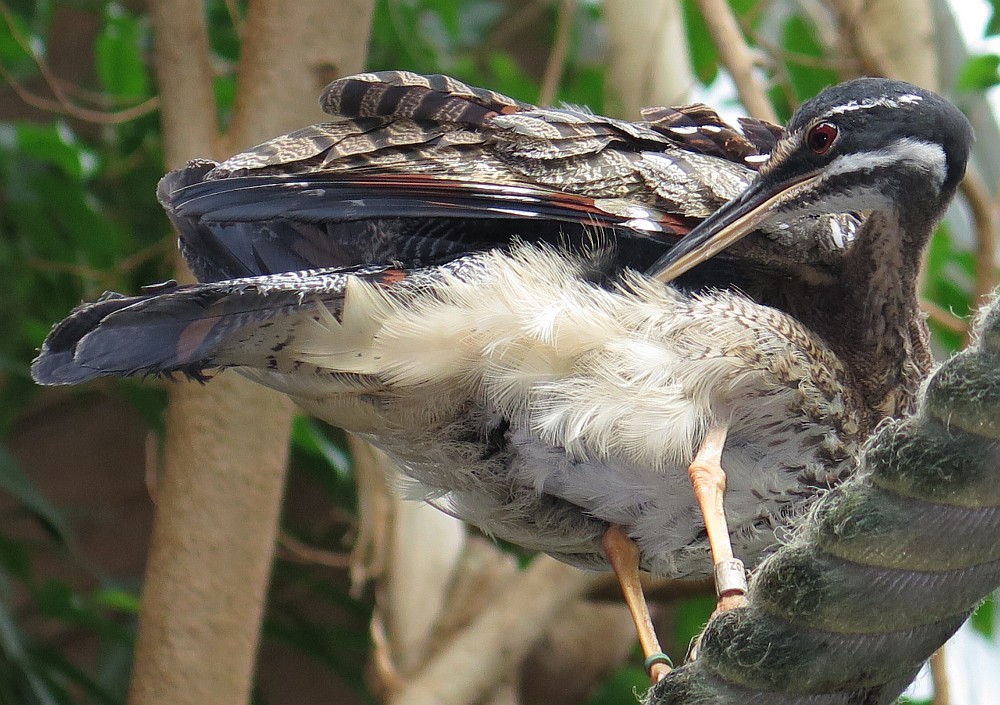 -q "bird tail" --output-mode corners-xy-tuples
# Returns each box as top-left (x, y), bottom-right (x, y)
(29, 267), (389, 386)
